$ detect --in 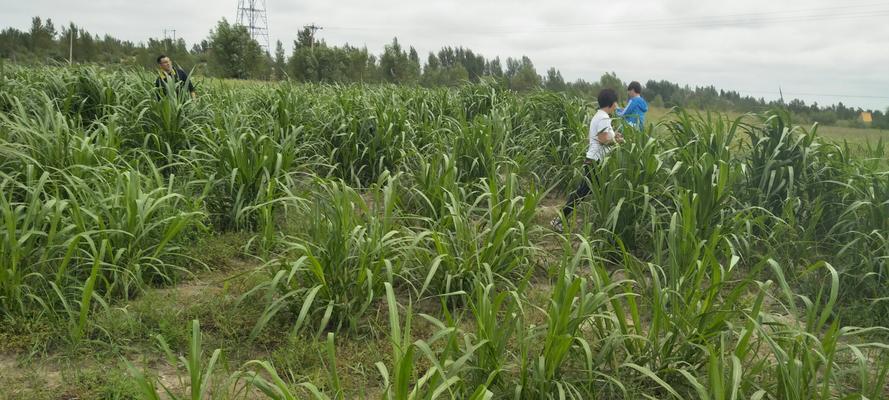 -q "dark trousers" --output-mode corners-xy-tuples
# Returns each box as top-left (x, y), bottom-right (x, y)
(562, 161), (599, 217)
